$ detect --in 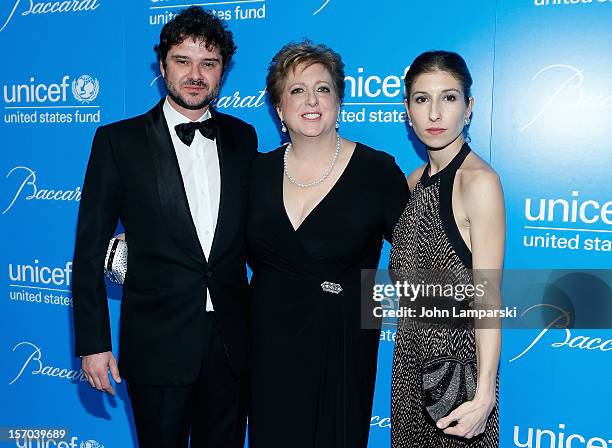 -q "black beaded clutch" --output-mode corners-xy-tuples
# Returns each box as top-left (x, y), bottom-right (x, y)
(422, 356), (477, 424)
